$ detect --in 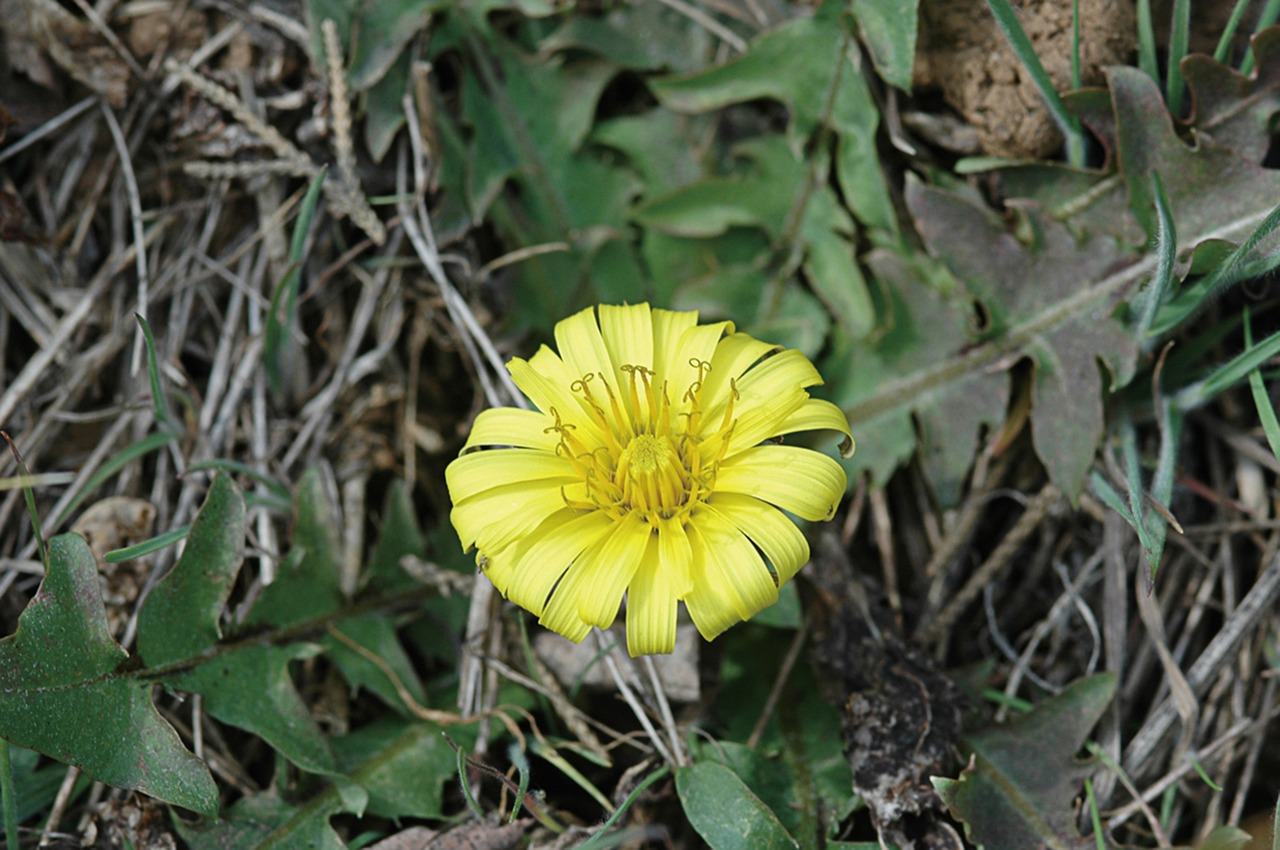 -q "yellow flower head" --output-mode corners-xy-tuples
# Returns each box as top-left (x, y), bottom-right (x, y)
(446, 304), (853, 656)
